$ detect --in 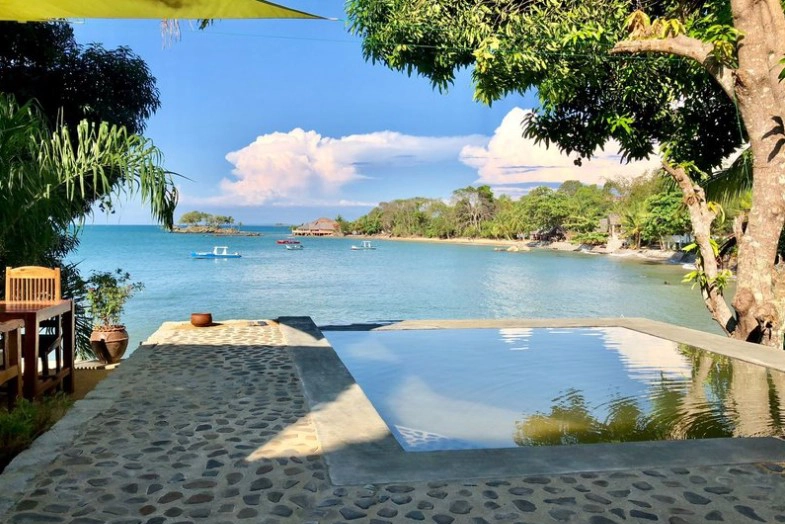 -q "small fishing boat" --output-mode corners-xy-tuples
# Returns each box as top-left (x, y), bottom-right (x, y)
(285, 244), (304, 250)
(351, 240), (376, 250)
(191, 246), (241, 259)
(276, 239), (301, 245)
